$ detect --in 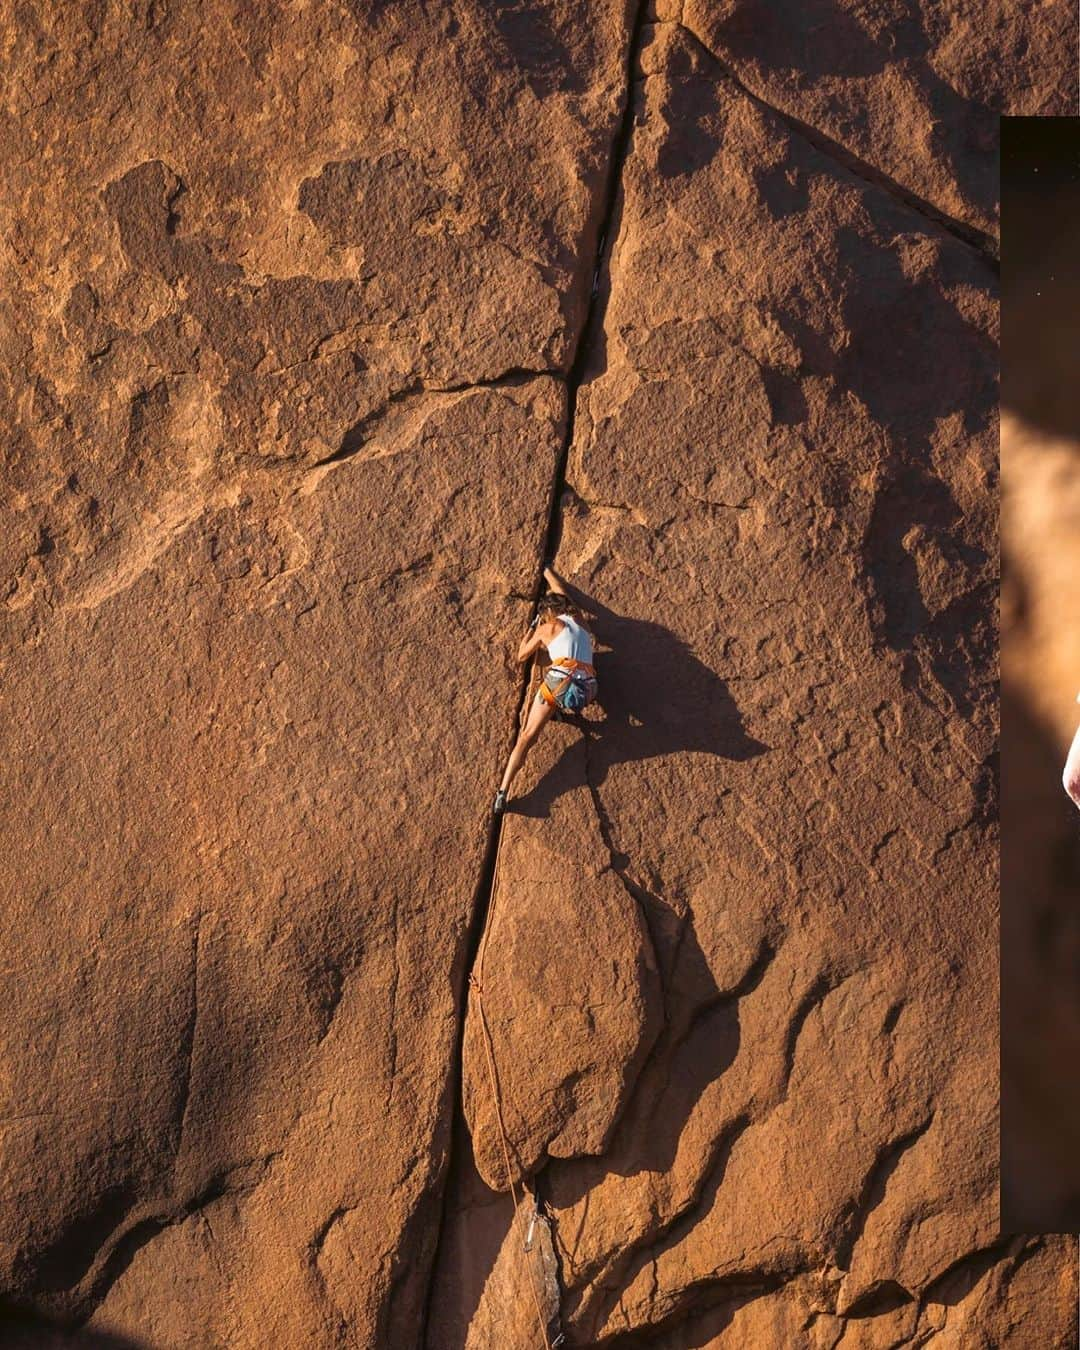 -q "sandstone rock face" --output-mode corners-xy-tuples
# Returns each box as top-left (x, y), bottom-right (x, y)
(0, 4), (1076, 1349)
(673, 0), (1076, 249)
(463, 752), (664, 1187)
